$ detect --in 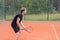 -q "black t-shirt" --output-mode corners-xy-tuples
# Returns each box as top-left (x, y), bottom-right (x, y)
(11, 14), (23, 27)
